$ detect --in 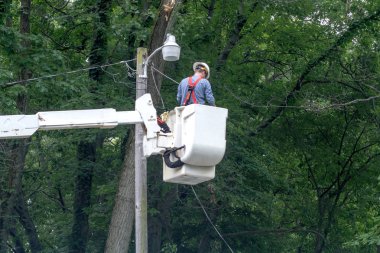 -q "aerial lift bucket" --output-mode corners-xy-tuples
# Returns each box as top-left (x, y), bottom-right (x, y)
(163, 104), (228, 185)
